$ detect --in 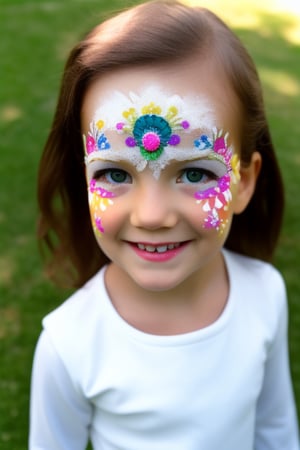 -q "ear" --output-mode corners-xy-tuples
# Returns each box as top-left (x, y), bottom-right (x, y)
(233, 151), (262, 214)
